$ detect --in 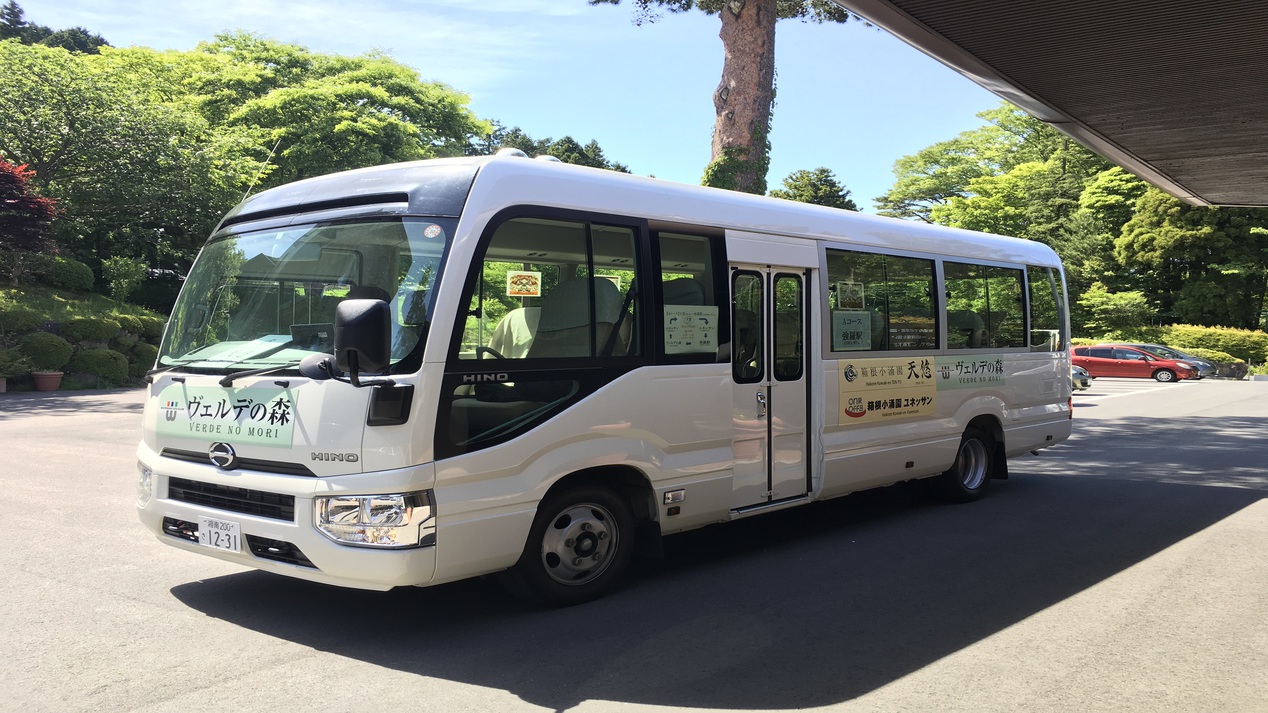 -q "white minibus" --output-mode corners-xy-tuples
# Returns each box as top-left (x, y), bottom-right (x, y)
(137, 153), (1072, 605)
